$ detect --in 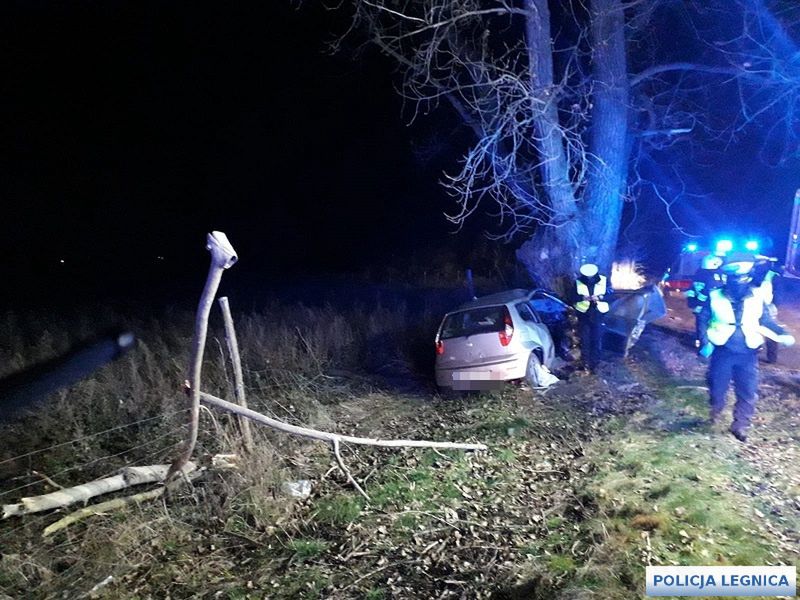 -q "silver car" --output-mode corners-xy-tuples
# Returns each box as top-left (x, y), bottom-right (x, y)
(434, 289), (558, 390)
